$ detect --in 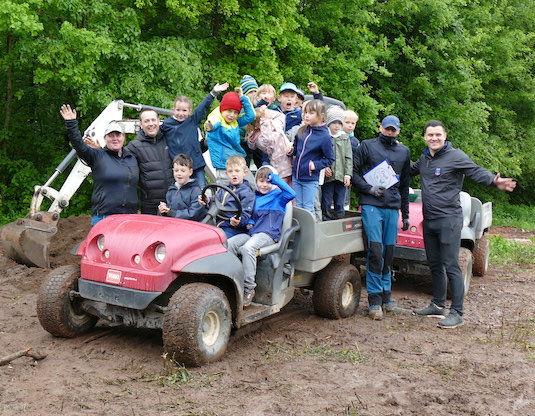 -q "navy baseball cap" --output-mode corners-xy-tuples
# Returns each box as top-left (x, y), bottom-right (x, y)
(381, 115), (400, 130)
